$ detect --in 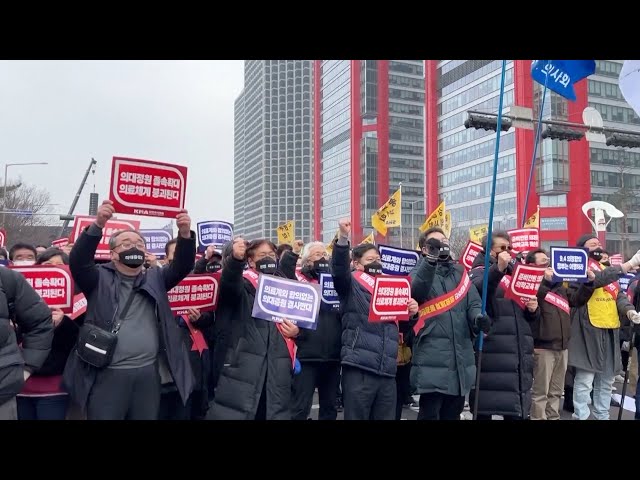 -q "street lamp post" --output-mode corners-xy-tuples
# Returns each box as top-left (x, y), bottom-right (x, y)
(3, 162), (48, 226)
(408, 200), (423, 249)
